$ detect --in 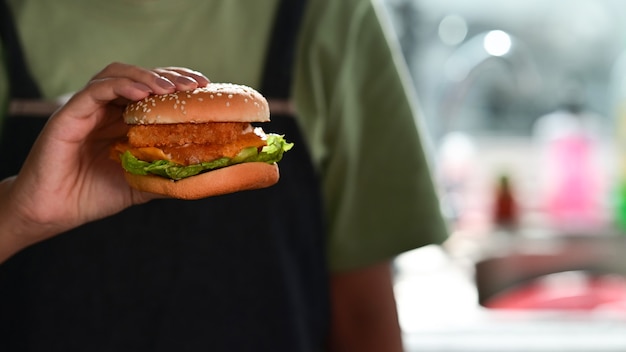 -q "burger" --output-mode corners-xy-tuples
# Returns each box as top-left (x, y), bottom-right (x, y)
(111, 83), (292, 200)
